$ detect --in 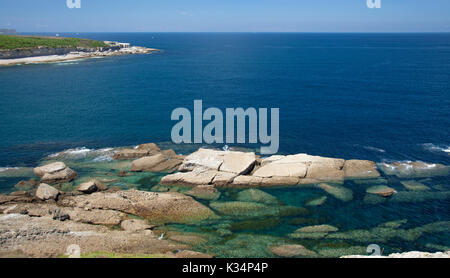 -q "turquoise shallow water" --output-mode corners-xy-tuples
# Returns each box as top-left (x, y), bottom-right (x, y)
(1, 147), (448, 258)
(0, 33), (449, 257)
